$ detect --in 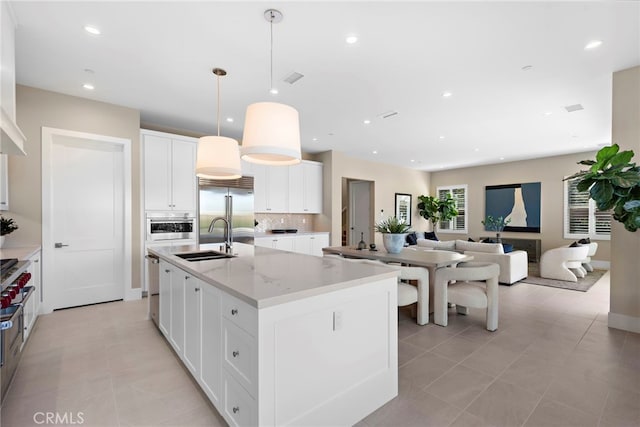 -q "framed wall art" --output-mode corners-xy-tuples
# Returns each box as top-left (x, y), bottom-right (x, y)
(485, 182), (541, 232)
(395, 193), (412, 226)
